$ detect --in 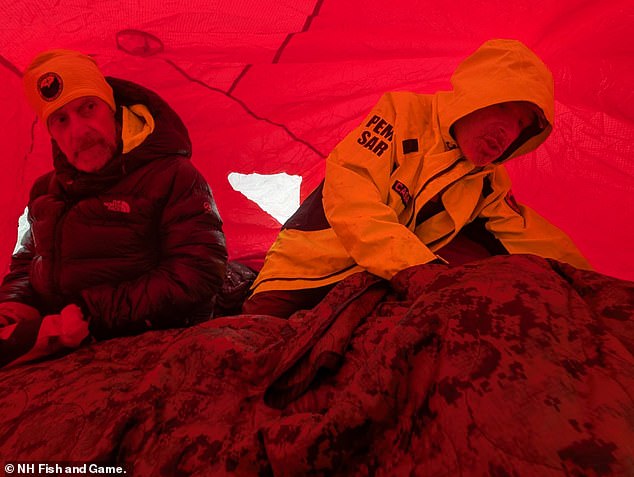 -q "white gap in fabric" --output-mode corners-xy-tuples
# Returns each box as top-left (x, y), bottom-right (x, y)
(227, 172), (301, 225)
(14, 207), (29, 254)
